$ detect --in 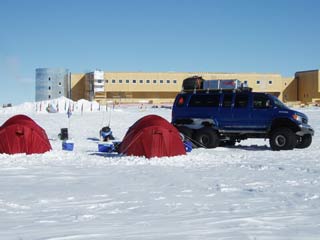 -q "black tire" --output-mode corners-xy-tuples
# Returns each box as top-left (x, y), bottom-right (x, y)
(193, 127), (220, 148)
(176, 126), (197, 148)
(269, 128), (297, 151)
(176, 126), (193, 141)
(219, 139), (237, 147)
(296, 134), (312, 149)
